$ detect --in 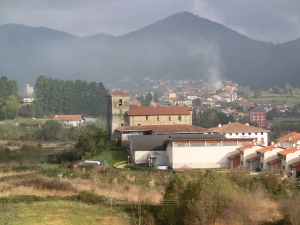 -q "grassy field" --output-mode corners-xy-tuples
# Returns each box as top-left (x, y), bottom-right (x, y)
(4, 201), (131, 225)
(249, 91), (300, 108)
